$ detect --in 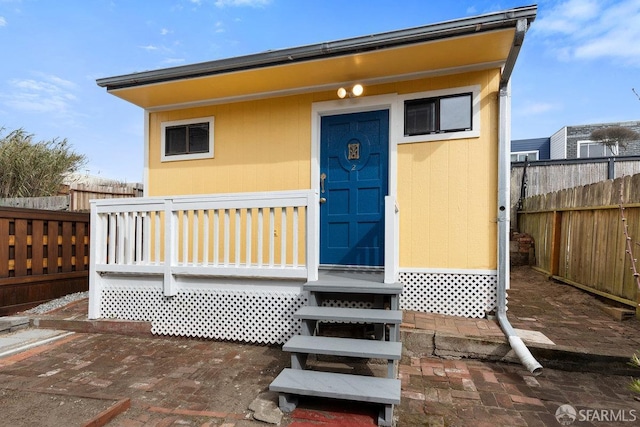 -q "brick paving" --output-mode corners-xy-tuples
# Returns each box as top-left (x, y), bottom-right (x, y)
(1, 266), (640, 426)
